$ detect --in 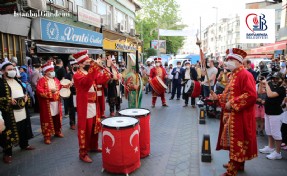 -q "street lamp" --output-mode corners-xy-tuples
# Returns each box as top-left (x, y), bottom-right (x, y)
(212, 6), (218, 59)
